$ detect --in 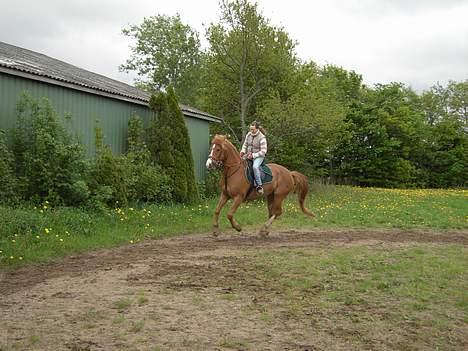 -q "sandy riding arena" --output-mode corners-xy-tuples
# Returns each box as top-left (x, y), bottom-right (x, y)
(1, 229), (467, 350)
